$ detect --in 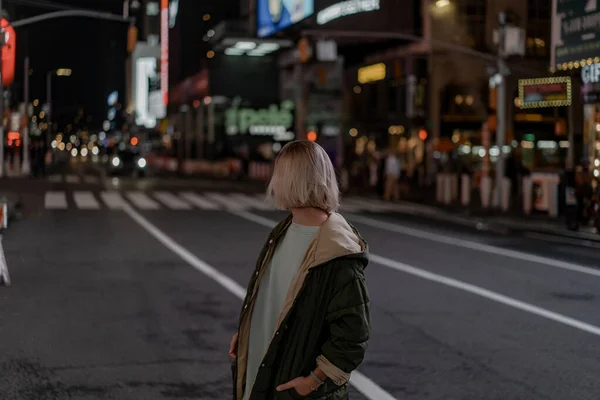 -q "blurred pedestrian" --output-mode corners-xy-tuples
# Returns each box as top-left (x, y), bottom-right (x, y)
(230, 140), (371, 400)
(383, 149), (401, 201)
